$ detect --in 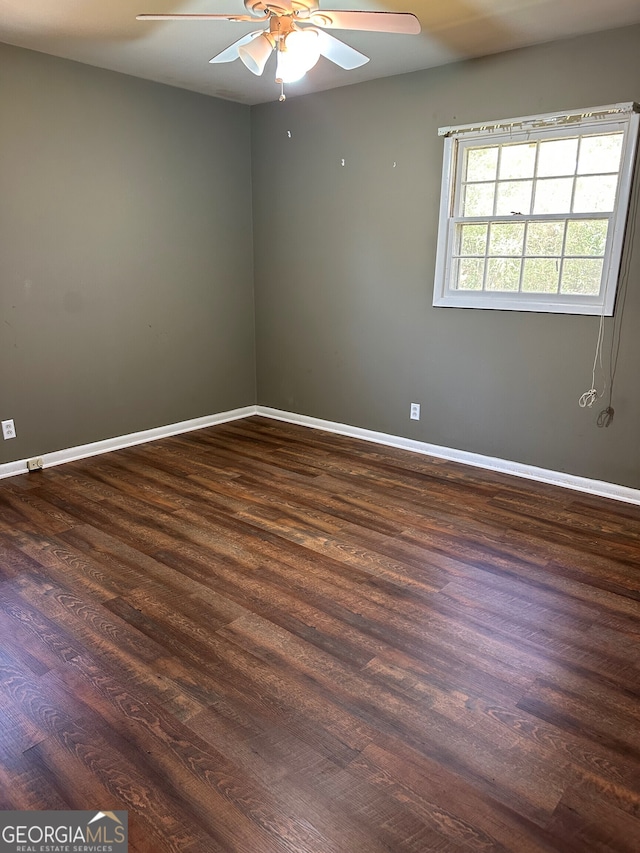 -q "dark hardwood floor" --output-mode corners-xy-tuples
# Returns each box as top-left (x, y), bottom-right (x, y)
(1, 415), (639, 852)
